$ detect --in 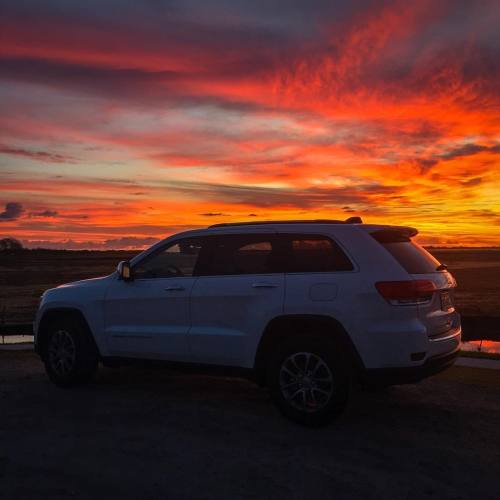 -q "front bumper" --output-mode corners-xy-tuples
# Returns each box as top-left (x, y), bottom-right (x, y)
(363, 345), (460, 386)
